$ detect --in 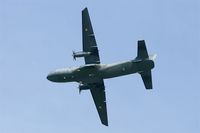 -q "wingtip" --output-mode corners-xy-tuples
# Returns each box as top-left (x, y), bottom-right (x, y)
(83, 7), (88, 12)
(101, 119), (108, 126)
(103, 122), (108, 126)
